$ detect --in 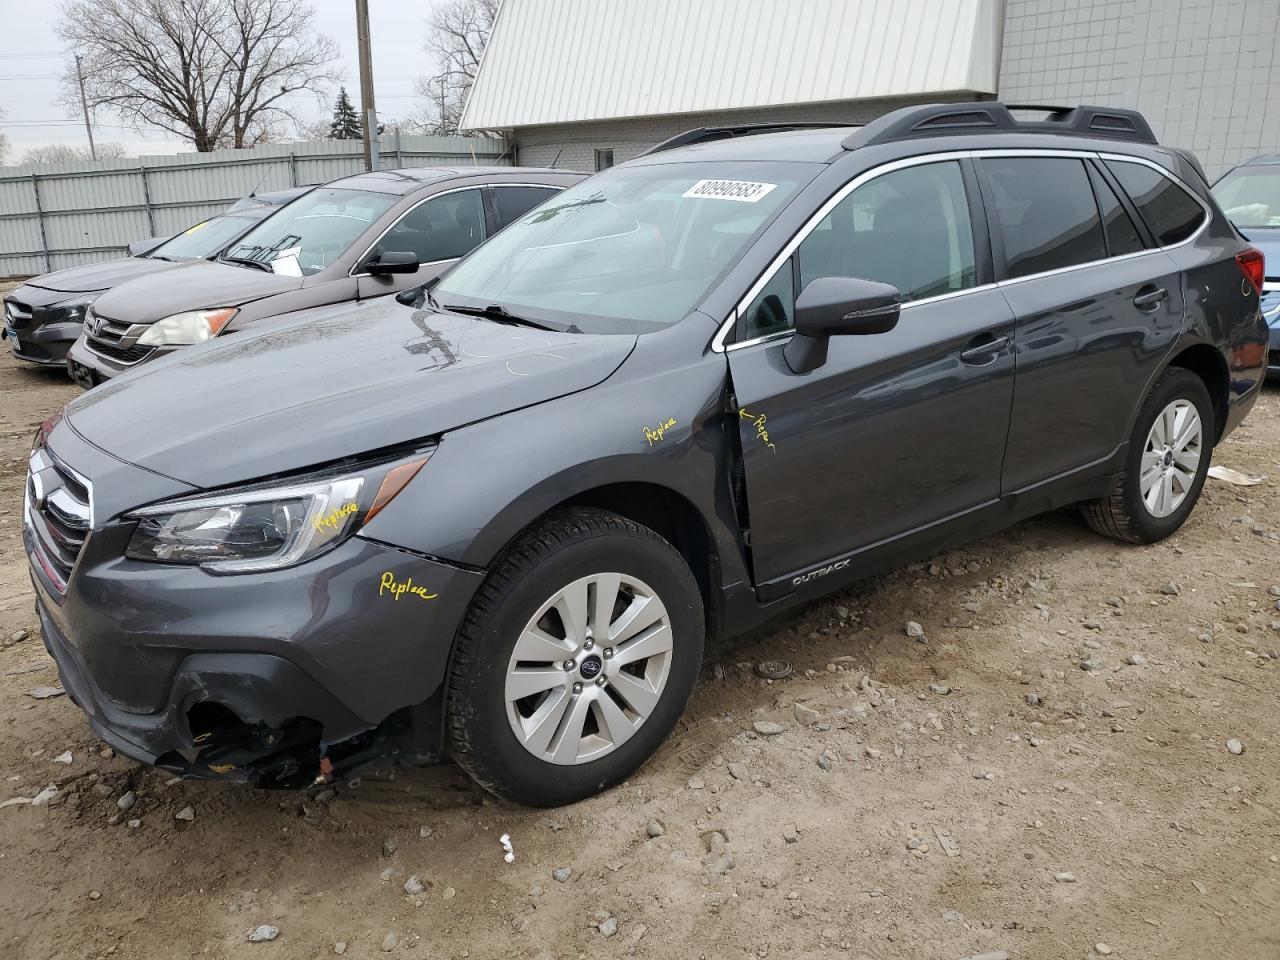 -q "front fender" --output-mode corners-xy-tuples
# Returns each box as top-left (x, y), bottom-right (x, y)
(359, 325), (749, 589)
